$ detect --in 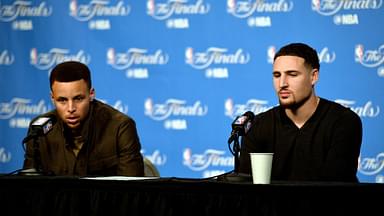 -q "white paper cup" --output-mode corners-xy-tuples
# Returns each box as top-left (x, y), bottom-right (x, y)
(249, 153), (274, 184)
